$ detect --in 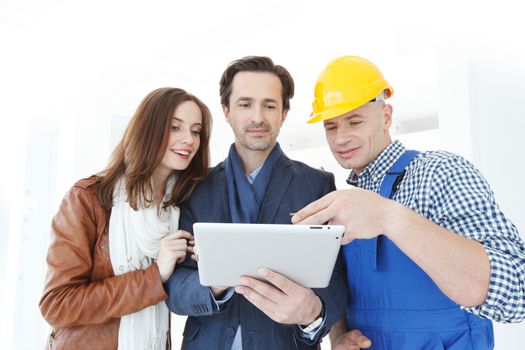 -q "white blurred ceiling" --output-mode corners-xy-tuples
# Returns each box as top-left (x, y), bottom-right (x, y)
(1, 0), (521, 154)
